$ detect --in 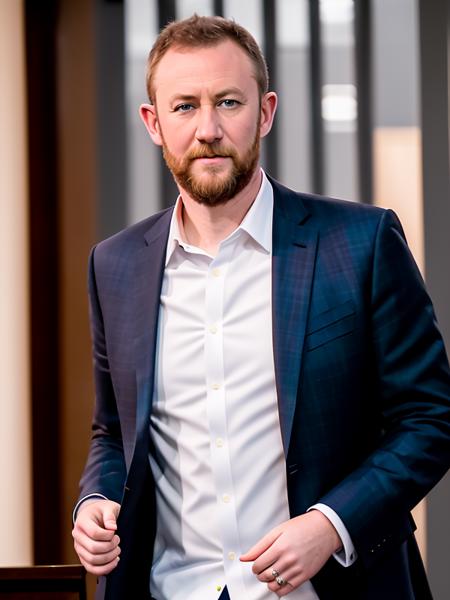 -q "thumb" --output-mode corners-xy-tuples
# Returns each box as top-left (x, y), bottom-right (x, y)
(102, 502), (120, 531)
(240, 528), (281, 562)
